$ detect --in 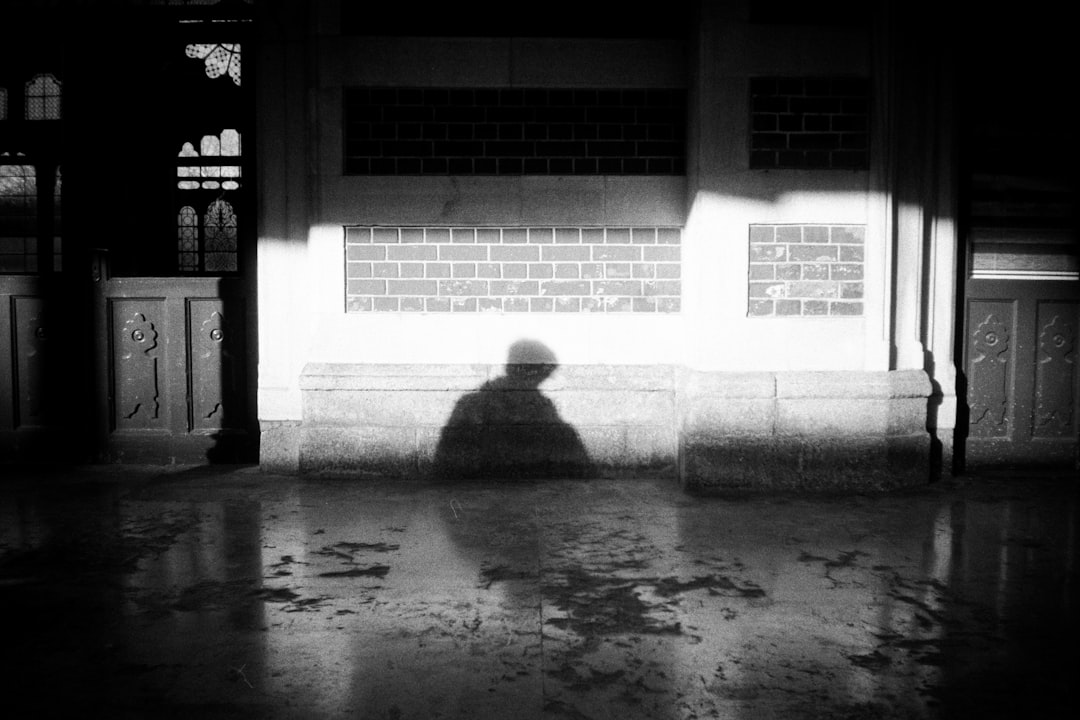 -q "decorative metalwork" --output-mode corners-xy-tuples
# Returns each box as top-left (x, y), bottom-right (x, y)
(1034, 311), (1077, 435)
(185, 43), (241, 86)
(969, 312), (1011, 433)
(25, 74), (61, 120)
